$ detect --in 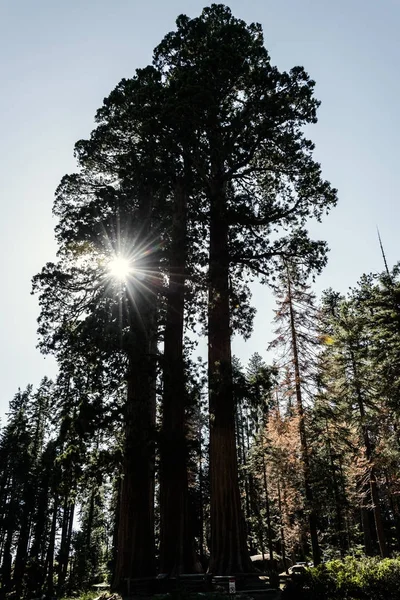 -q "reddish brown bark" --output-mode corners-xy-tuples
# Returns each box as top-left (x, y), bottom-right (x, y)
(208, 182), (252, 574)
